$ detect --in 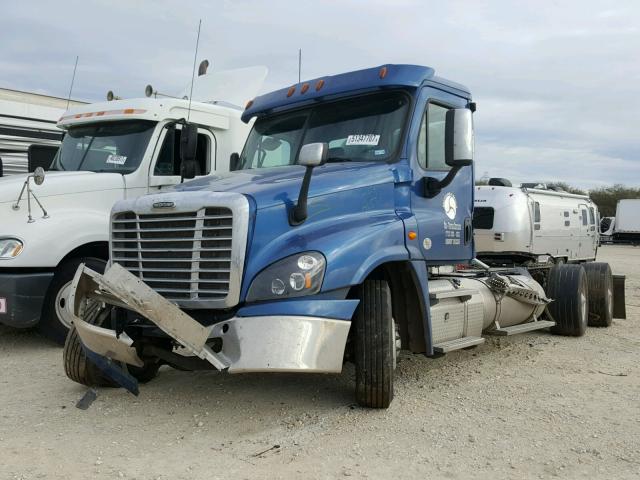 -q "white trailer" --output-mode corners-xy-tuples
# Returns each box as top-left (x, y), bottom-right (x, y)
(0, 88), (85, 175)
(0, 67), (266, 344)
(474, 180), (600, 266)
(613, 199), (640, 244)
